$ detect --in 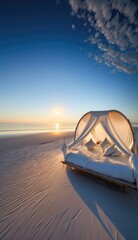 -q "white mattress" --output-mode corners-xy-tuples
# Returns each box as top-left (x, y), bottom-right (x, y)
(66, 147), (135, 183)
